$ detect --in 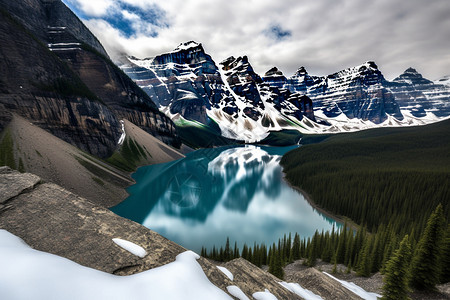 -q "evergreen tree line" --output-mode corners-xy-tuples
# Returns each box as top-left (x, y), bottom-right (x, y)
(201, 205), (450, 298)
(280, 119), (450, 236)
(283, 168), (449, 235)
